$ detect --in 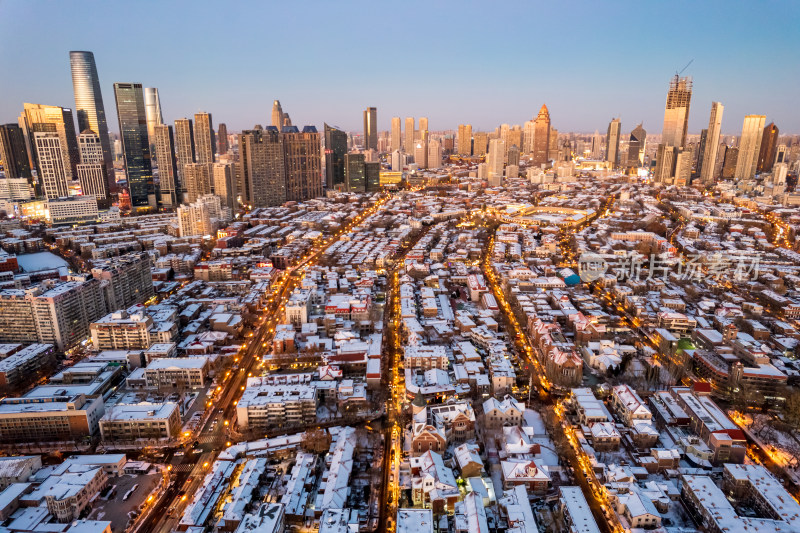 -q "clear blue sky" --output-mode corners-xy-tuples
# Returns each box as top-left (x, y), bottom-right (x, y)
(1, 0), (798, 135)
